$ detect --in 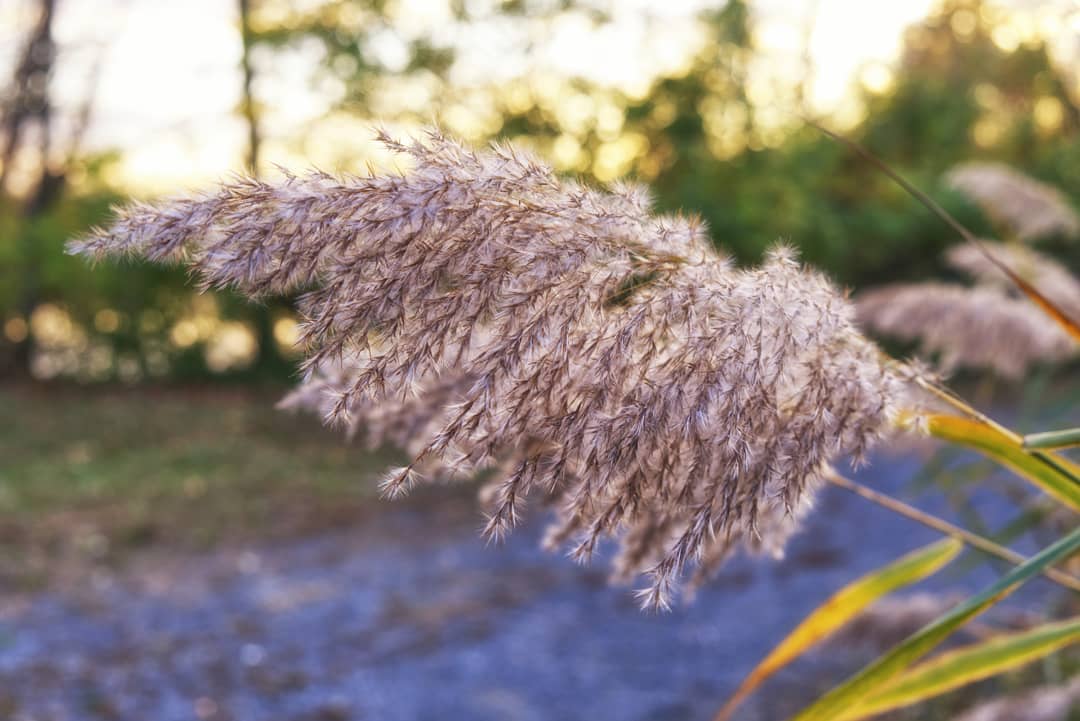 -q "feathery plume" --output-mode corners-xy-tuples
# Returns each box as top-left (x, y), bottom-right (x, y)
(946, 240), (1080, 321)
(945, 163), (1080, 243)
(72, 129), (906, 608)
(856, 282), (1075, 379)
